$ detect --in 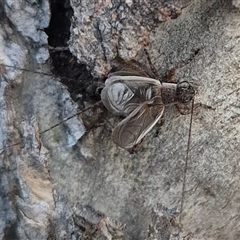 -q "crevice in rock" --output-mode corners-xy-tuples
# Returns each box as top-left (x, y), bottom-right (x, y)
(3, 222), (18, 240)
(45, 0), (101, 108)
